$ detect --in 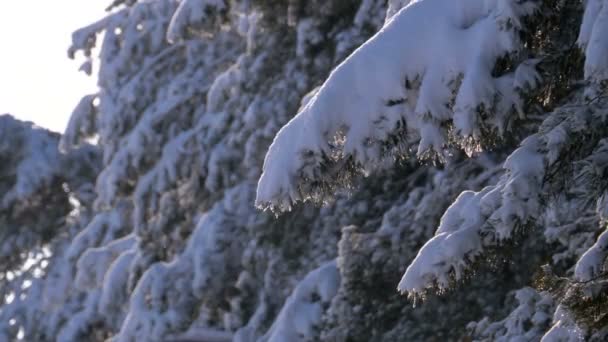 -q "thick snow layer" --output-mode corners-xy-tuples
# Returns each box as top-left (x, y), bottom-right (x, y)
(99, 248), (137, 328)
(10, 0), (608, 341)
(60, 94), (97, 152)
(116, 185), (254, 341)
(579, 0), (608, 93)
(261, 261), (340, 342)
(166, 0), (226, 43)
(574, 229), (608, 281)
(75, 234), (136, 290)
(66, 205), (129, 262)
(398, 188), (489, 291)
(256, 0), (538, 210)
(399, 135), (545, 294)
(540, 306), (585, 342)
